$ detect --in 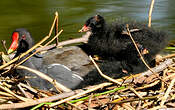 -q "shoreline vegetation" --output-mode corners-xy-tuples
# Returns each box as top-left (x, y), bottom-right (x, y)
(1, 0), (175, 109)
